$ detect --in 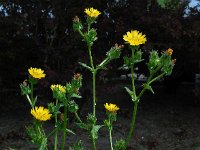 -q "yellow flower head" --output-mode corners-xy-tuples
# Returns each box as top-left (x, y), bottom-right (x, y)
(51, 84), (66, 93)
(123, 30), (147, 46)
(31, 106), (52, 121)
(104, 103), (119, 113)
(84, 7), (101, 18)
(166, 48), (173, 56)
(28, 67), (46, 79)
